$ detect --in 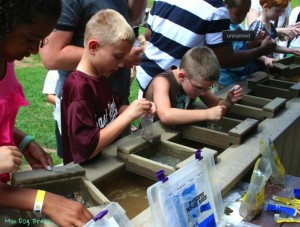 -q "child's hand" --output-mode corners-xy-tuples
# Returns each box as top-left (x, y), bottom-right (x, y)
(124, 46), (144, 68)
(227, 85), (243, 103)
(124, 99), (154, 120)
(206, 105), (226, 121)
(260, 36), (276, 53)
(149, 101), (157, 115)
(254, 31), (266, 45)
(292, 48), (300, 56)
(0, 146), (22, 174)
(23, 142), (53, 171)
(263, 57), (277, 68)
(281, 24), (300, 40)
